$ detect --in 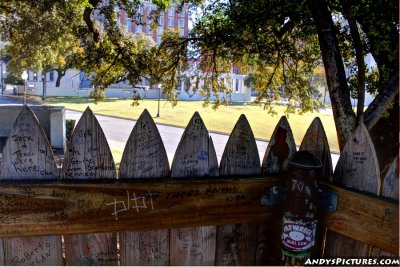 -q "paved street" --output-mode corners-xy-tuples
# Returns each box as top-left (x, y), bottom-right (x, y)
(66, 110), (340, 168)
(0, 94), (339, 167)
(65, 110), (269, 164)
